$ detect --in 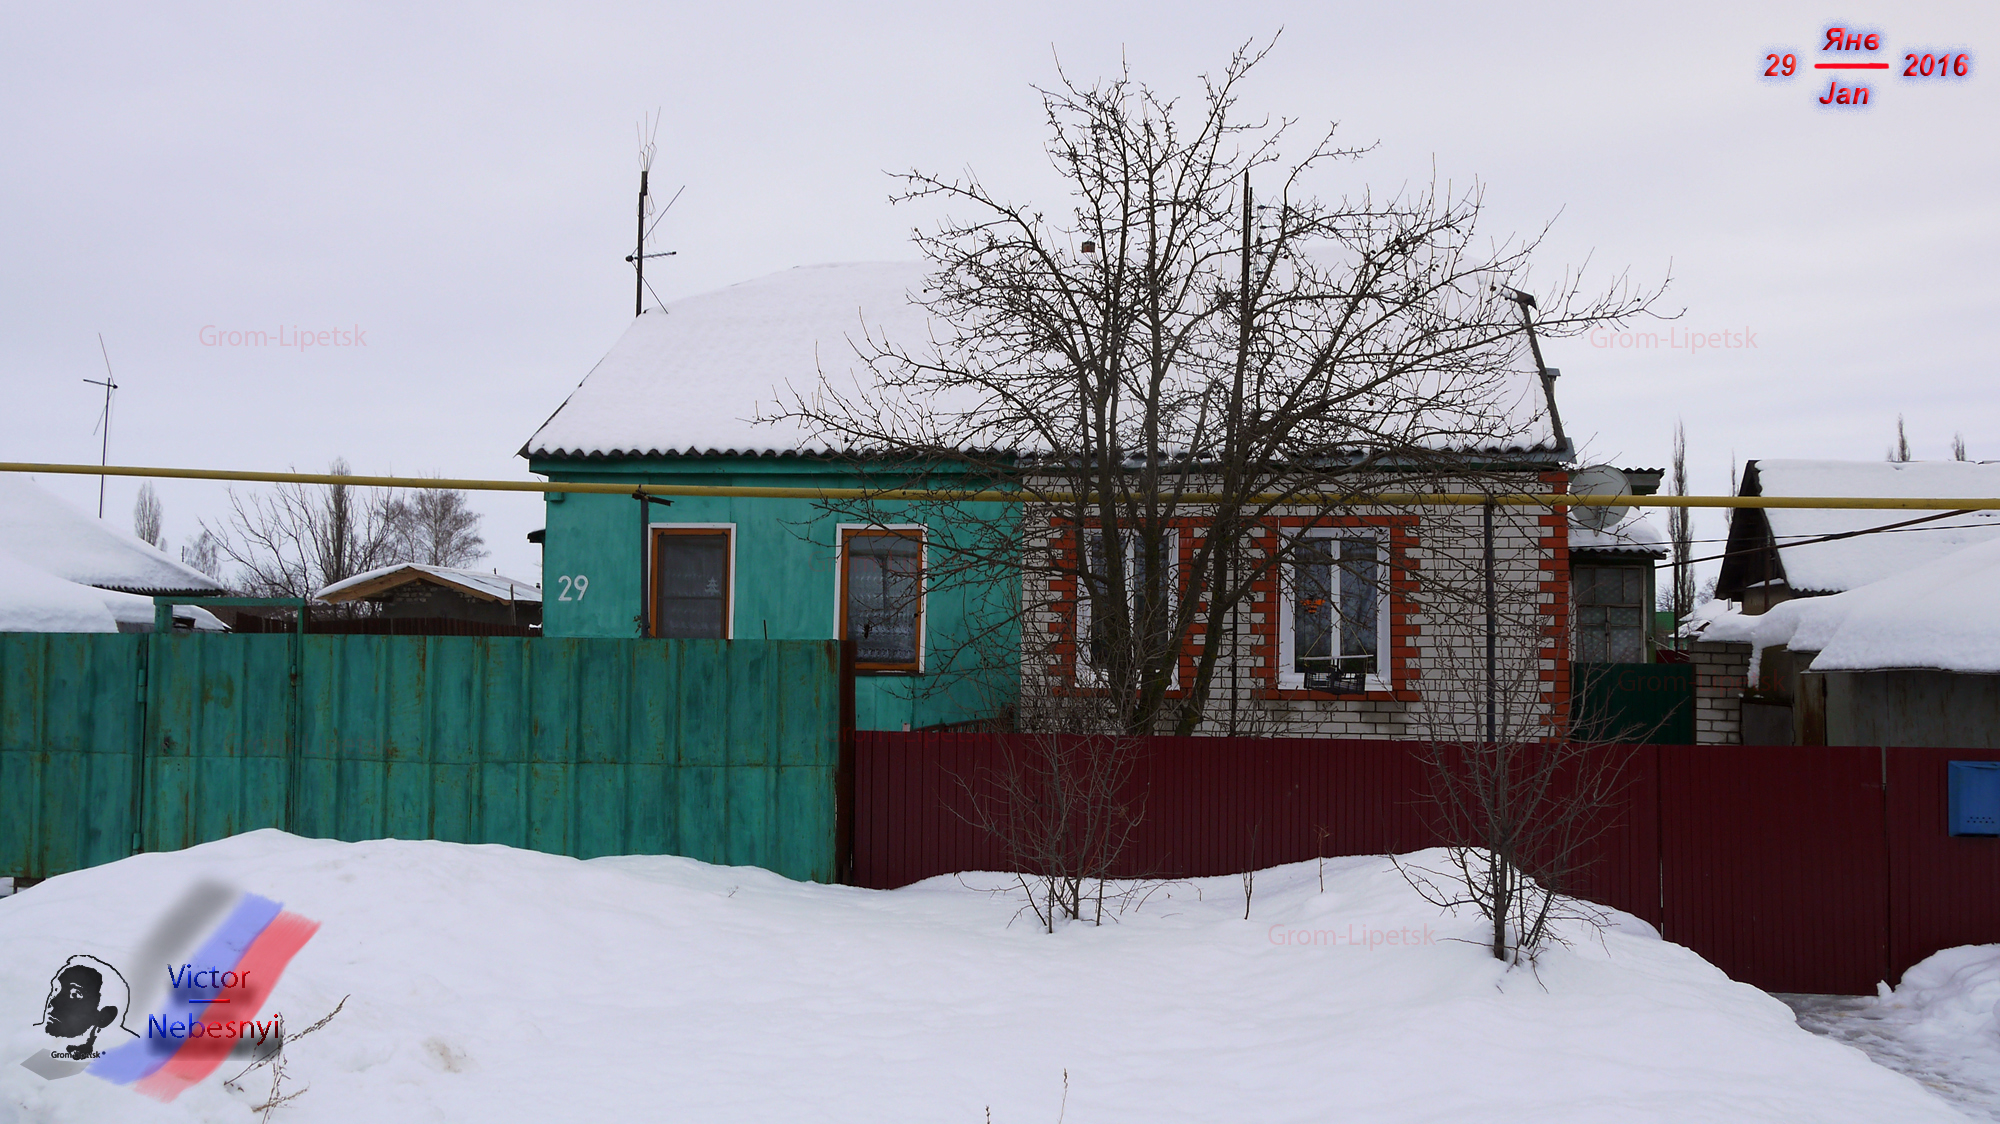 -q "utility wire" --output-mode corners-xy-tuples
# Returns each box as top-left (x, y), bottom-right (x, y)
(1654, 507), (1975, 570)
